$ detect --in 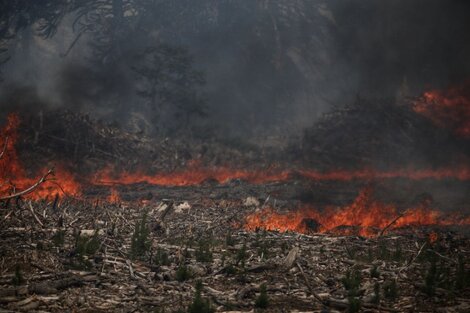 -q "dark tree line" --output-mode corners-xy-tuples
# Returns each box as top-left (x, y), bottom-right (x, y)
(0, 0), (207, 136)
(0, 0), (70, 66)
